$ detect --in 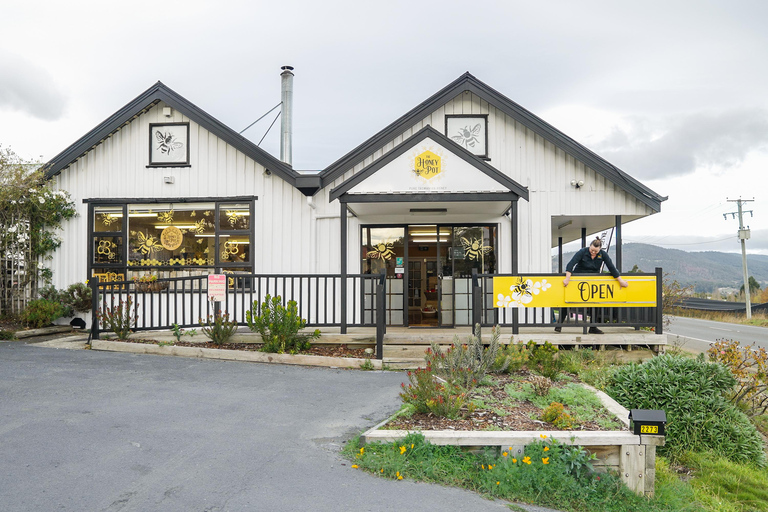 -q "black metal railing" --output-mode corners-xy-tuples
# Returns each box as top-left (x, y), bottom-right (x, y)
(471, 268), (663, 334)
(90, 271), (388, 358)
